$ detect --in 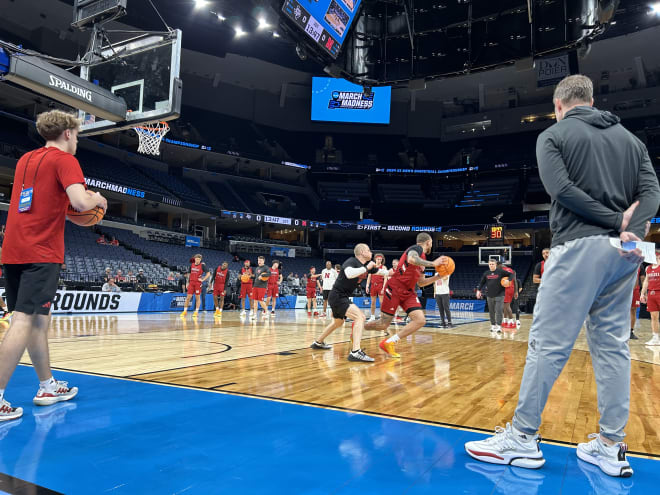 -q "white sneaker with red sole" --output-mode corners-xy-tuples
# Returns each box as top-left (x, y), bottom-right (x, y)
(33, 381), (78, 406)
(0, 398), (23, 422)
